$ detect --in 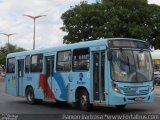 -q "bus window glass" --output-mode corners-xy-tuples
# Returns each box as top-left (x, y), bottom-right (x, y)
(25, 55), (30, 73)
(30, 54), (43, 72)
(134, 51), (153, 82)
(111, 50), (153, 82)
(56, 51), (71, 71)
(7, 58), (16, 73)
(73, 48), (90, 71)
